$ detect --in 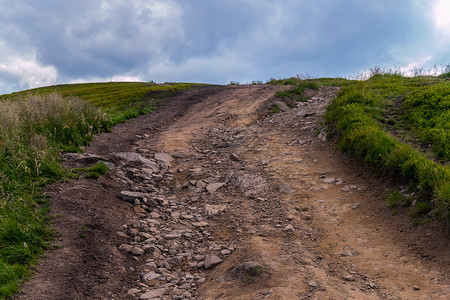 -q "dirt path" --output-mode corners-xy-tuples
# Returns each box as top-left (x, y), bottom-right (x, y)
(17, 85), (449, 299)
